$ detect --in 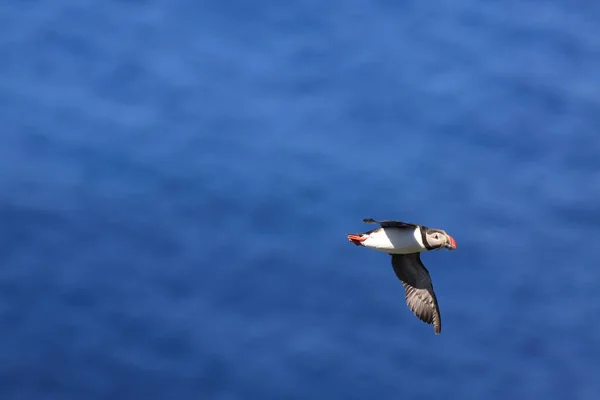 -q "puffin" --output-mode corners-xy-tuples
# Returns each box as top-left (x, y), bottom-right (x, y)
(347, 218), (457, 334)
